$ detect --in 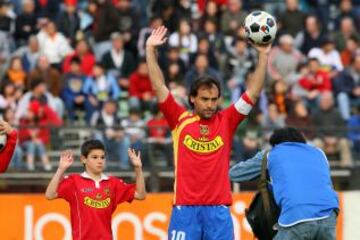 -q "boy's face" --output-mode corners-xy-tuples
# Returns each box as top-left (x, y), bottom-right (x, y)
(81, 149), (106, 175)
